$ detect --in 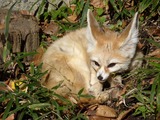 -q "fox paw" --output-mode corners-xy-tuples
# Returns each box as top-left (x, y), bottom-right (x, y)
(96, 90), (111, 103)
